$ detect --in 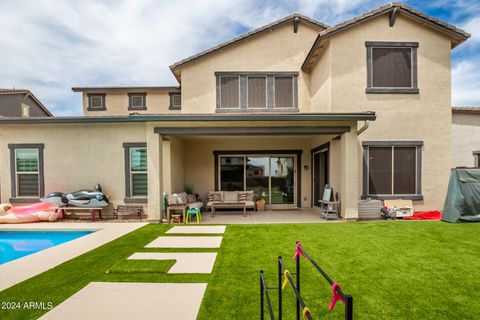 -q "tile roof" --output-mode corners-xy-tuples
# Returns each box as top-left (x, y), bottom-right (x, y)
(302, 2), (470, 70)
(169, 13), (329, 79)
